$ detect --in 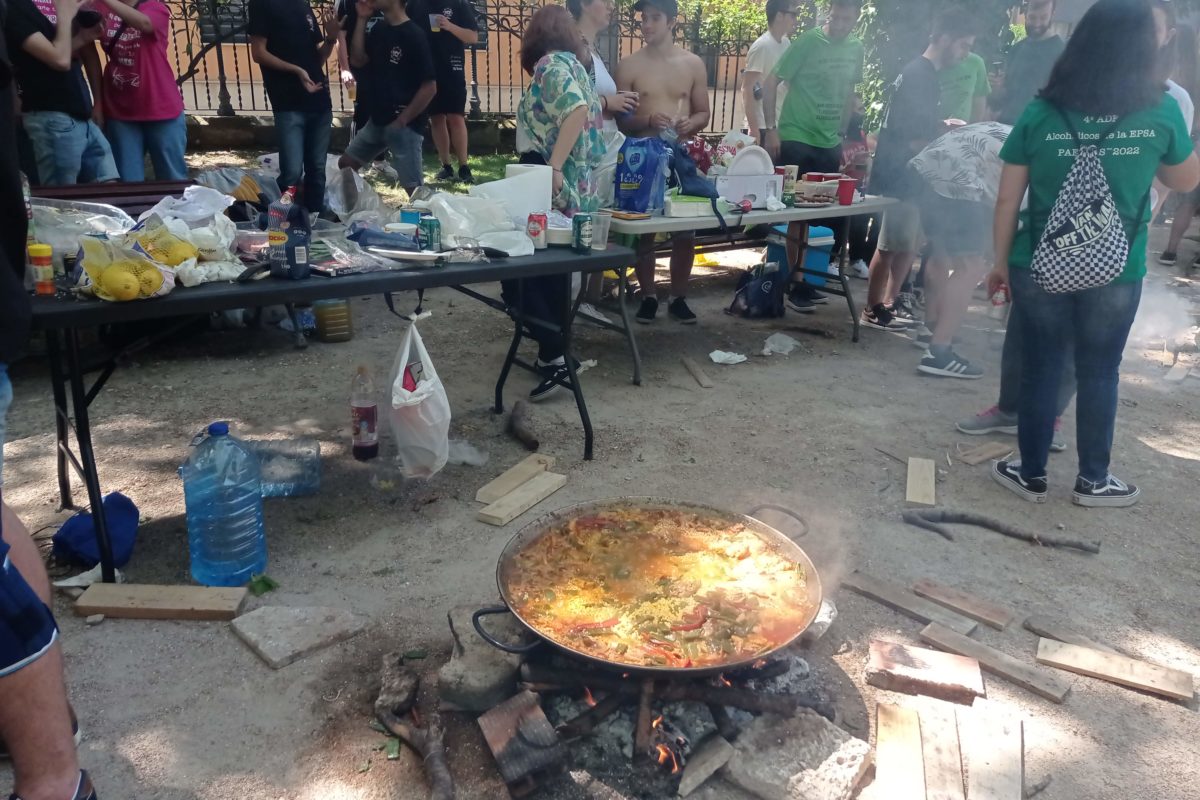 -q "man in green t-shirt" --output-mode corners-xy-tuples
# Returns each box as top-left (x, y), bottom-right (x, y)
(939, 51), (990, 122)
(761, 0), (863, 312)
